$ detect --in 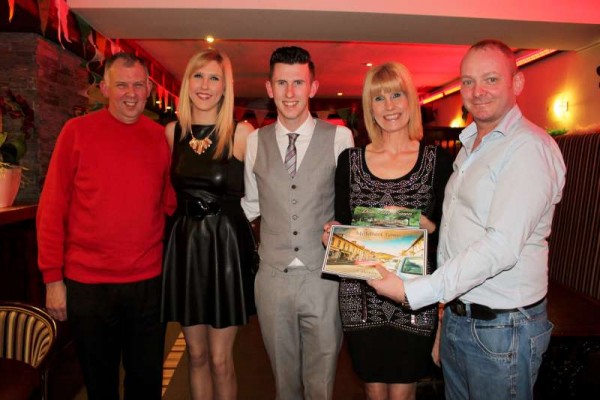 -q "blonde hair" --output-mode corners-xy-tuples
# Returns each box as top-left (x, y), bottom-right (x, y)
(177, 49), (235, 159)
(362, 62), (423, 146)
